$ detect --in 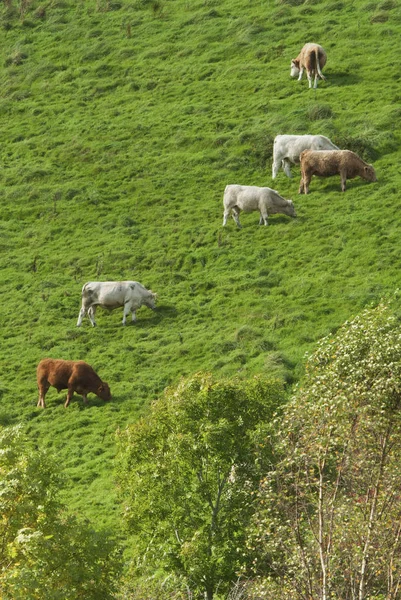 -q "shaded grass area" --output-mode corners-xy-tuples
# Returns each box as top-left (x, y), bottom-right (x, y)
(0, 0), (400, 530)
